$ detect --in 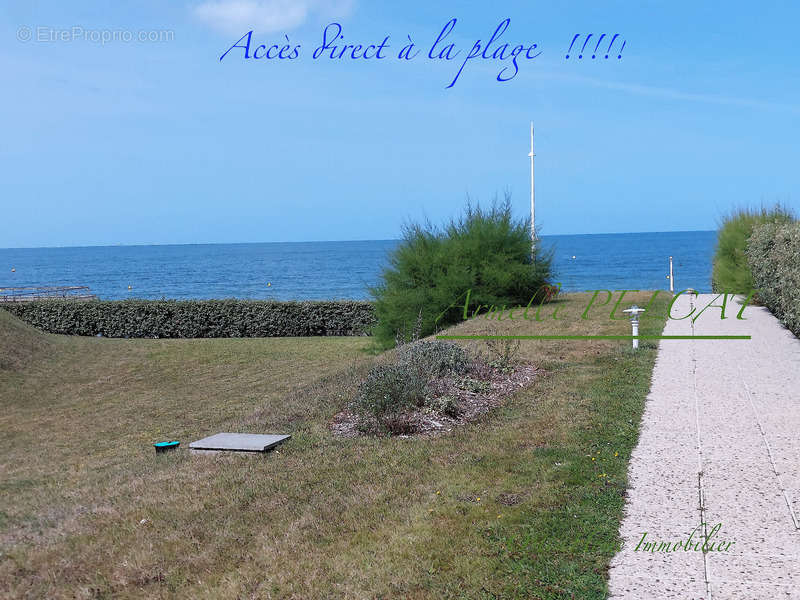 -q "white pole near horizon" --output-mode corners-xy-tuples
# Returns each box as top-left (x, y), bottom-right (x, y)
(528, 121), (536, 251)
(669, 256), (674, 293)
